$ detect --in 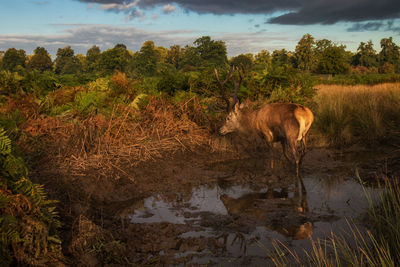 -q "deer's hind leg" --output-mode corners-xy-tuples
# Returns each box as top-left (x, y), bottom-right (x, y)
(261, 131), (275, 169)
(288, 139), (302, 177)
(281, 139), (292, 162)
